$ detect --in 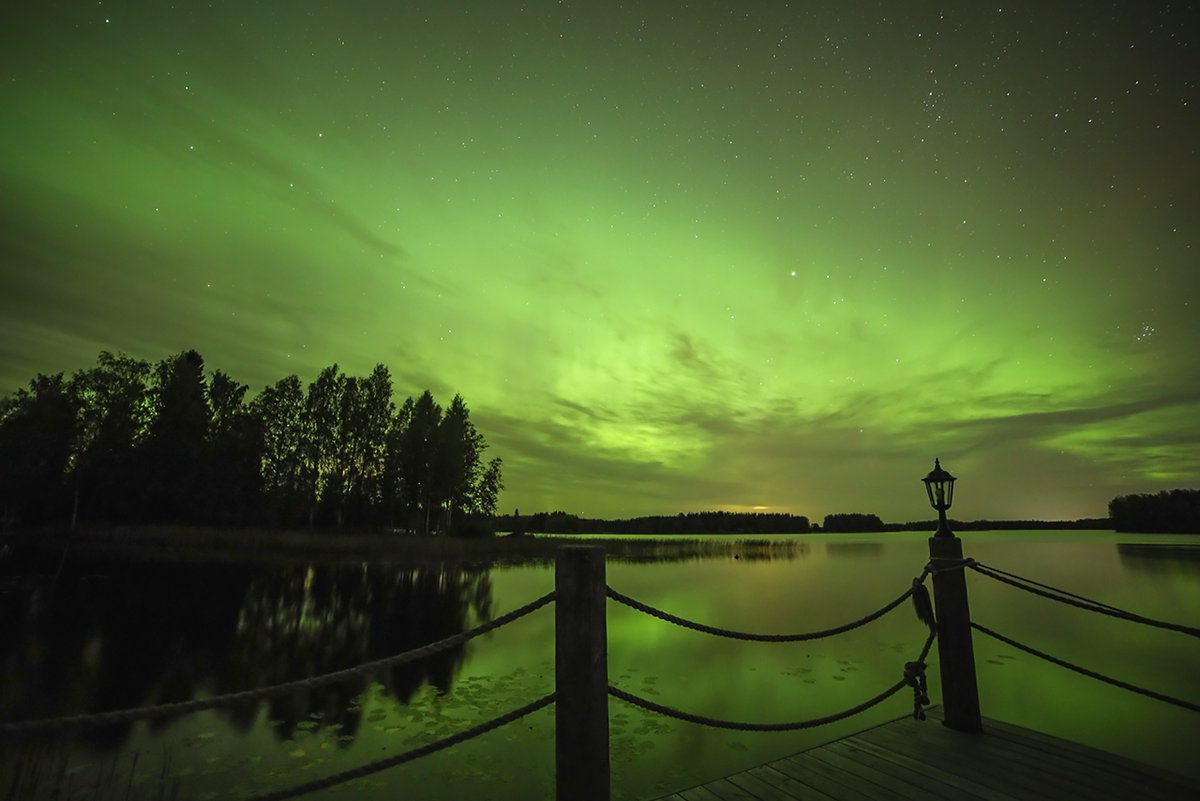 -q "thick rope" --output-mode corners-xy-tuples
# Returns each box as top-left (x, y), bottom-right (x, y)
(969, 563), (1200, 638)
(606, 577), (926, 642)
(0, 592), (556, 738)
(972, 561), (1126, 613)
(244, 693), (556, 801)
(608, 631), (936, 730)
(608, 684), (906, 731)
(972, 622), (1200, 713)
